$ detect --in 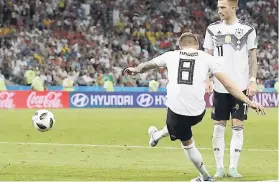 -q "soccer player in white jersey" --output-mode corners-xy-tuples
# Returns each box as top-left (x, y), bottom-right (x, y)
(124, 32), (264, 182)
(203, 0), (258, 178)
